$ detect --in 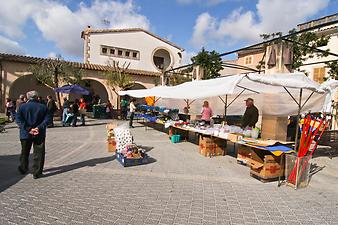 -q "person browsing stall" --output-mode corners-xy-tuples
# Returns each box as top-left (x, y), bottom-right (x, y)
(129, 98), (137, 128)
(201, 101), (213, 125)
(242, 98), (259, 128)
